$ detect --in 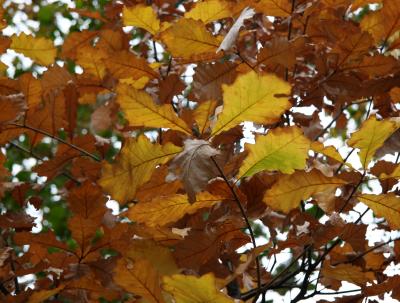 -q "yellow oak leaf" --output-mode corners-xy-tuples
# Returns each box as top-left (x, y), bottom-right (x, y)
(358, 193), (400, 229)
(105, 50), (158, 80)
(193, 100), (218, 136)
(122, 5), (160, 35)
(239, 126), (310, 177)
(125, 240), (179, 275)
(163, 273), (234, 303)
(28, 285), (66, 303)
(127, 192), (222, 227)
(252, 0), (292, 17)
(360, 0), (400, 44)
(311, 141), (345, 163)
(76, 45), (108, 80)
(114, 258), (165, 303)
(264, 169), (346, 213)
(99, 136), (182, 204)
(348, 115), (398, 168)
(117, 83), (192, 135)
(321, 264), (375, 286)
(160, 18), (221, 61)
(184, 0), (232, 24)
(11, 33), (56, 66)
(211, 70), (291, 137)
